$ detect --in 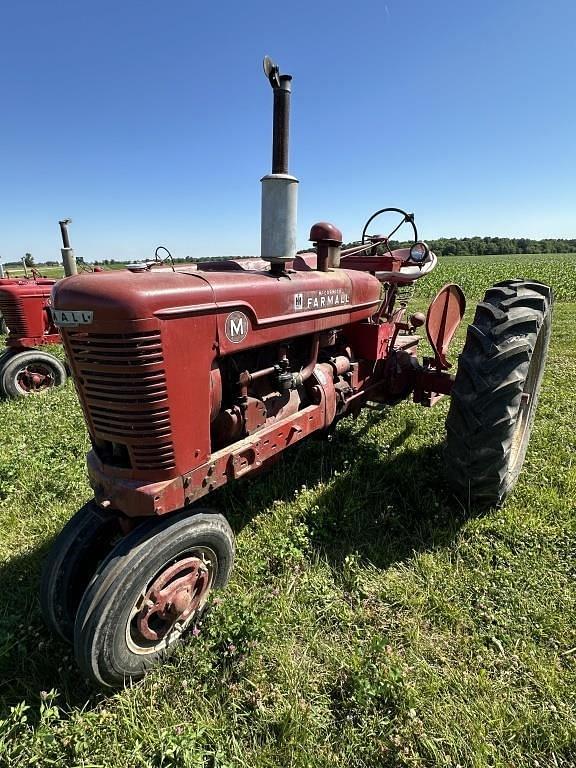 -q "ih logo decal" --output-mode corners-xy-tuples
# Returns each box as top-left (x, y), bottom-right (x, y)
(225, 311), (249, 343)
(294, 293), (303, 310)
